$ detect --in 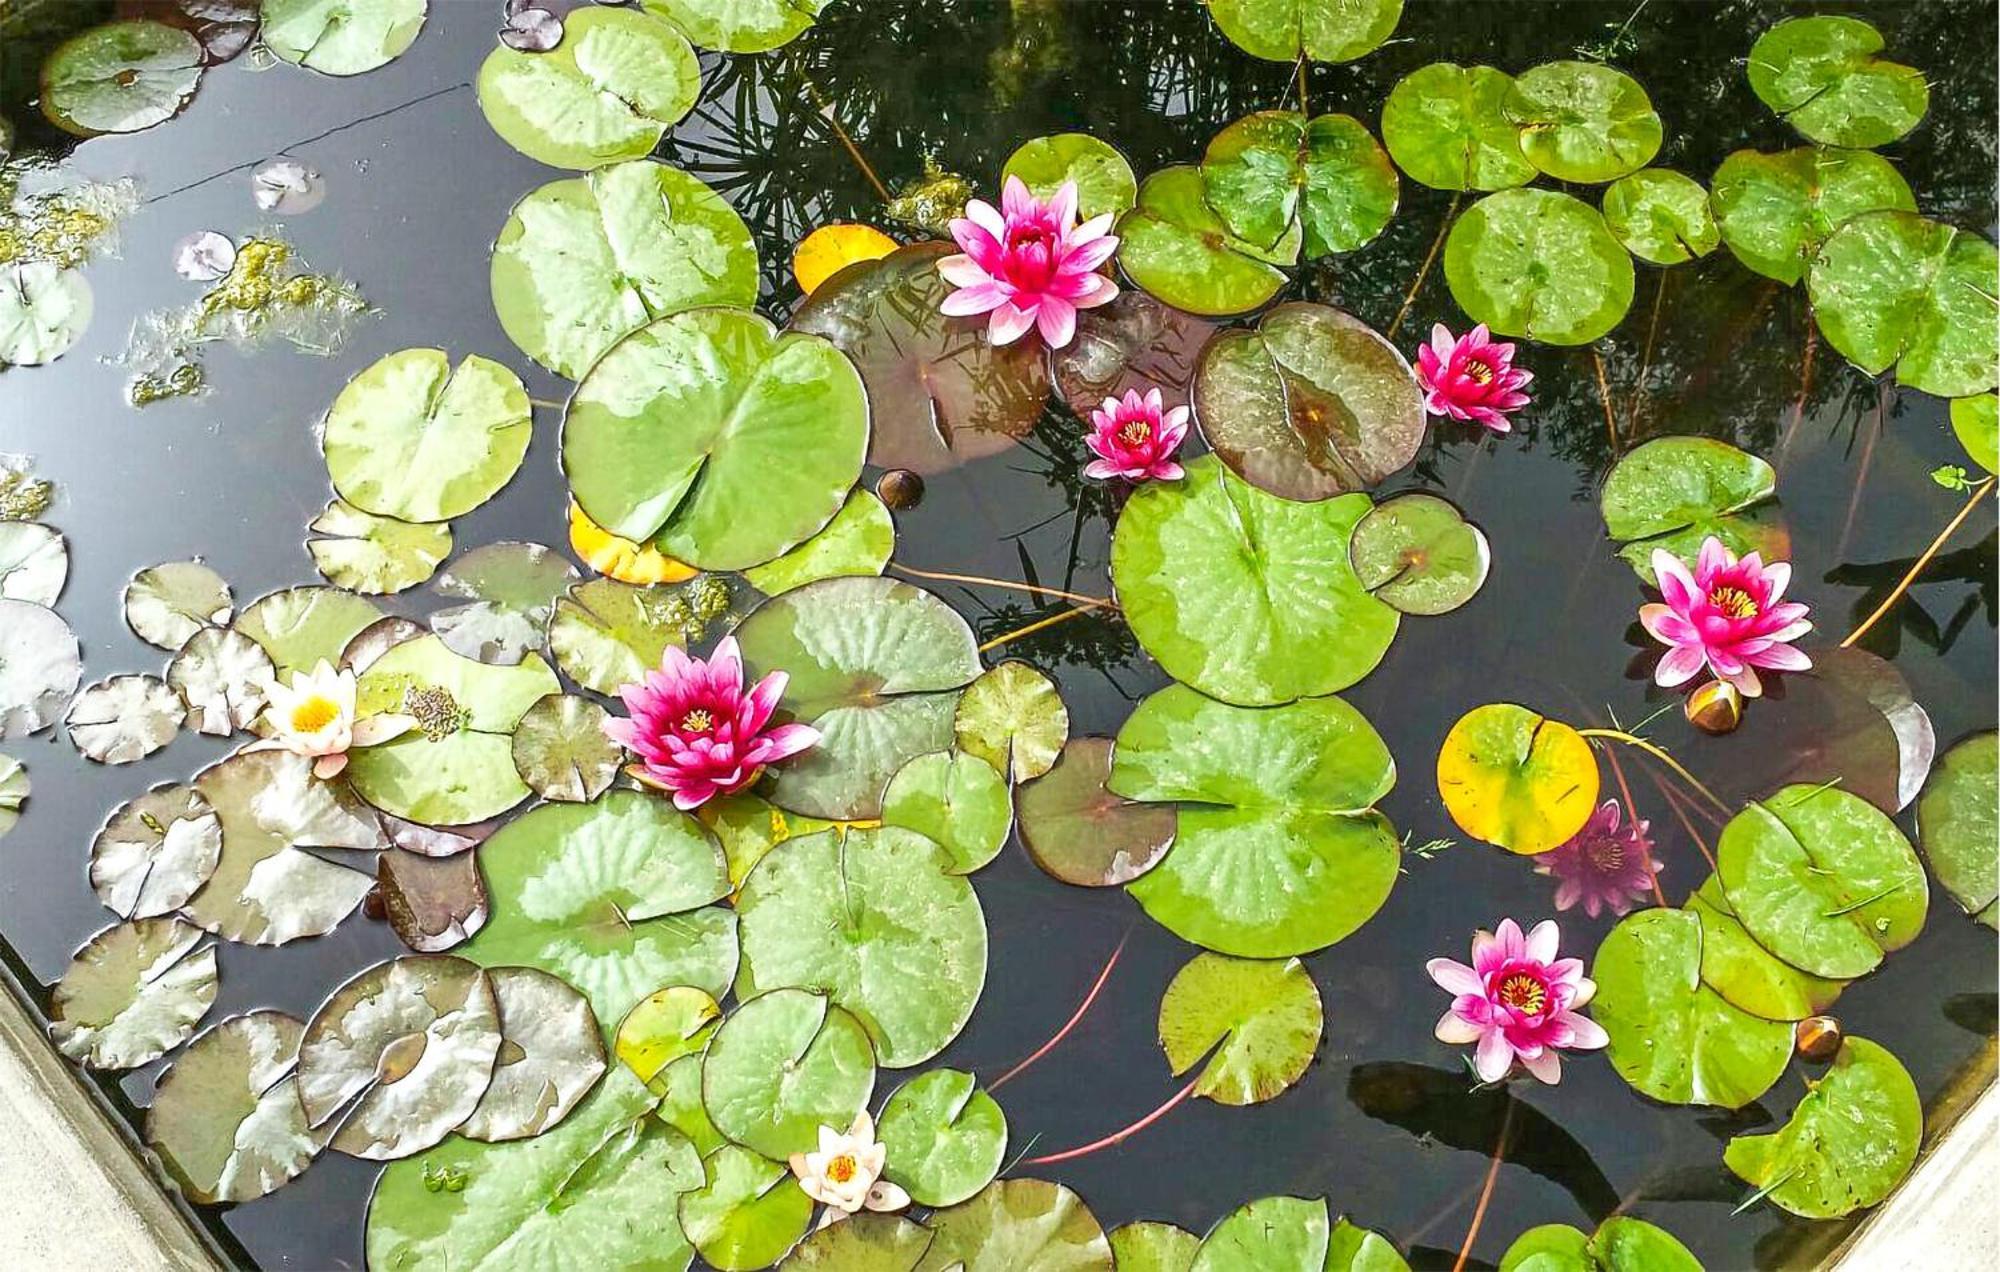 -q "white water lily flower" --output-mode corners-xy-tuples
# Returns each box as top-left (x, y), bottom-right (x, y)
(243, 660), (412, 780)
(788, 1110), (911, 1228)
